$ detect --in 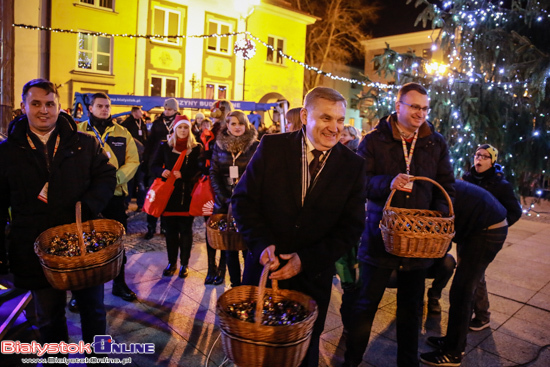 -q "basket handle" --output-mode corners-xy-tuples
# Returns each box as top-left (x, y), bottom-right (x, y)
(383, 176), (454, 216)
(254, 261), (279, 327)
(75, 201), (86, 256)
